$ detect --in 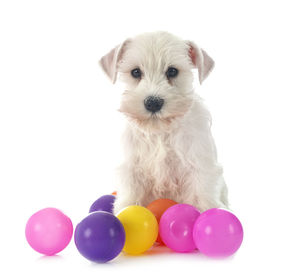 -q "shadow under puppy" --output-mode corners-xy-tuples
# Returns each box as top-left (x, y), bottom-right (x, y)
(100, 31), (228, 215)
